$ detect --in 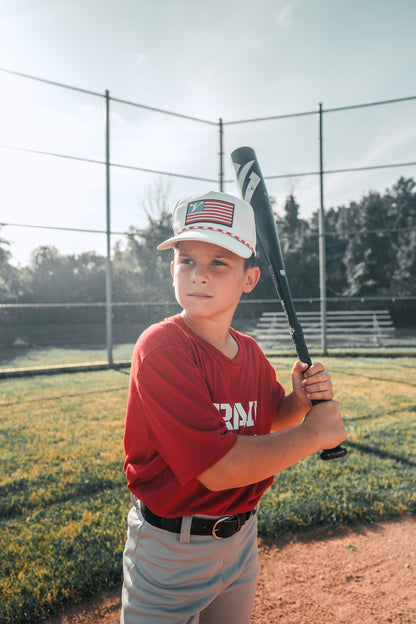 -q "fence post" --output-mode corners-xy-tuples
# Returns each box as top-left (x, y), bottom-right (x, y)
(105, 90), (113, 366)
(218, 118), (224, 191)
(318, 103), (328, 355)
